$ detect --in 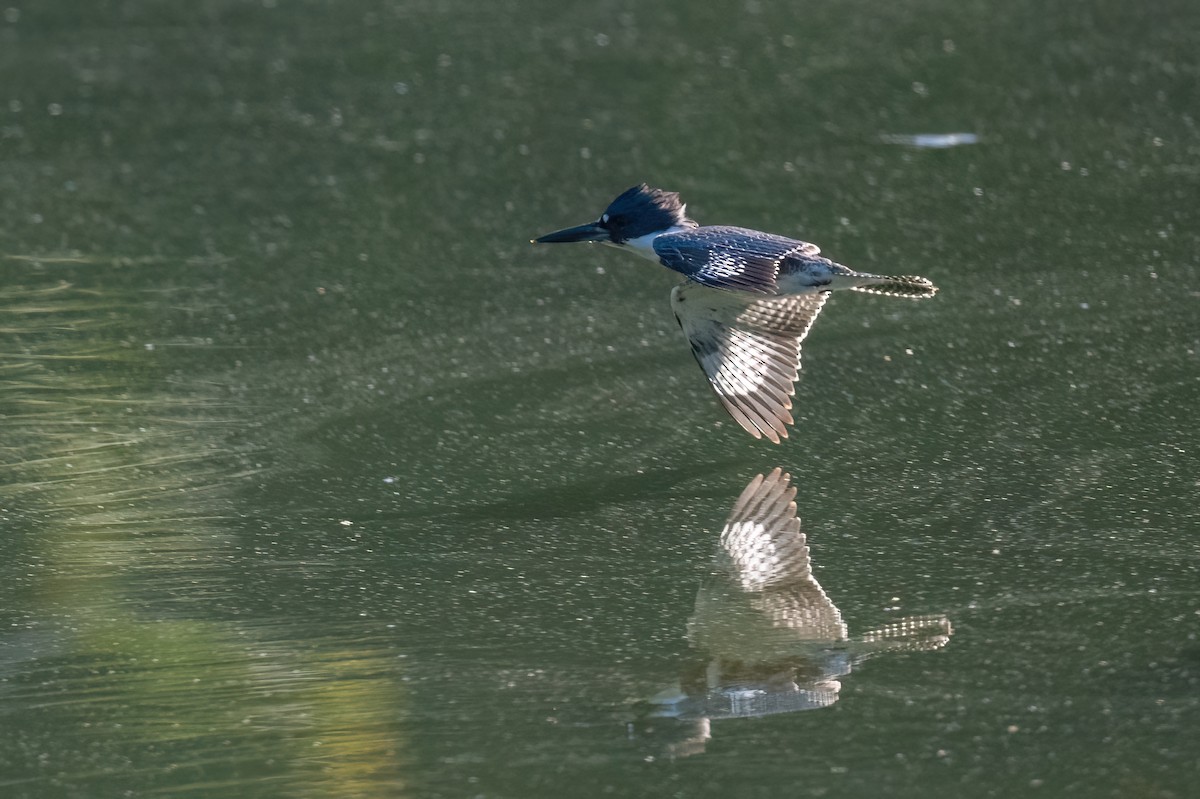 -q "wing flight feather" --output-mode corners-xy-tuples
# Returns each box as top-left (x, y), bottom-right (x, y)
(671, 282), (829, 442)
